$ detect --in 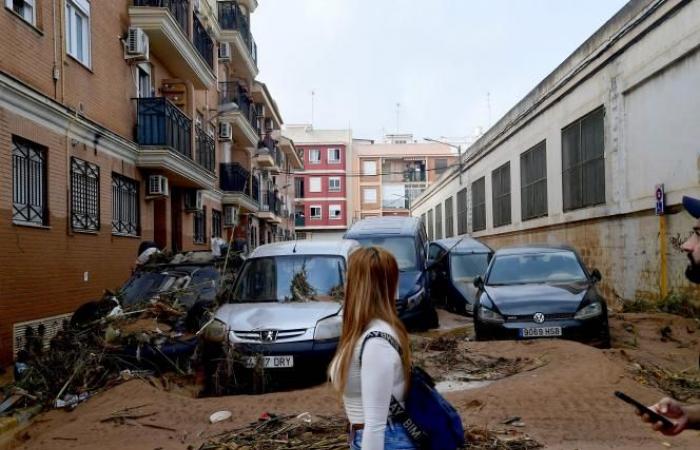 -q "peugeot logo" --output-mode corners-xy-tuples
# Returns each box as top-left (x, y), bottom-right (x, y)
(260, 330), (278, 342)
(533, 313), (545, 324)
